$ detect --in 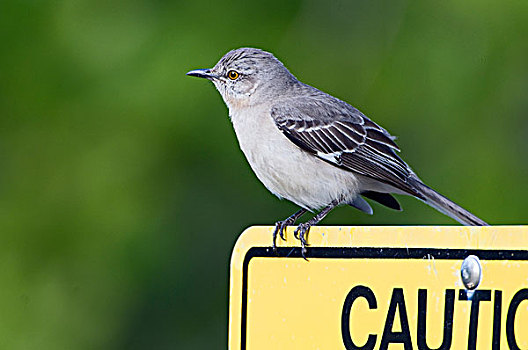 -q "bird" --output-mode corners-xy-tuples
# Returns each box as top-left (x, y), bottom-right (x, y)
(186, 47), (488, 256)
